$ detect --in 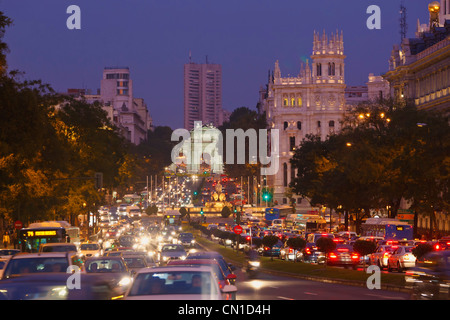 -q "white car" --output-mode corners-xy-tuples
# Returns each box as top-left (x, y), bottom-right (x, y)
(387, 246), (416, 272)
(125, 266), (237, 300)
(80, 242), (103, 258)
